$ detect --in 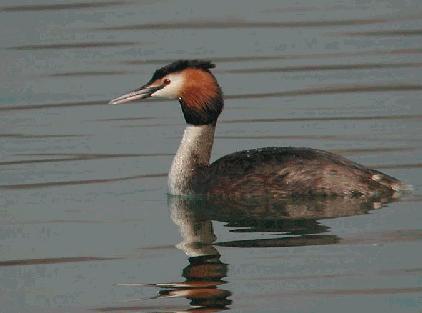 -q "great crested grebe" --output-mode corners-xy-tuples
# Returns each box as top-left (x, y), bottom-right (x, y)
(110, 60), (409, 198)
